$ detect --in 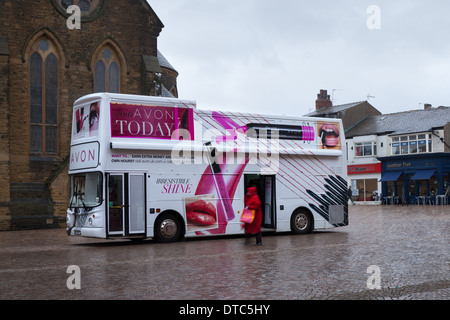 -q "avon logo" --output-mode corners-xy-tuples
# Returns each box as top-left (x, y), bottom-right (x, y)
(69, 142), (99, 171)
